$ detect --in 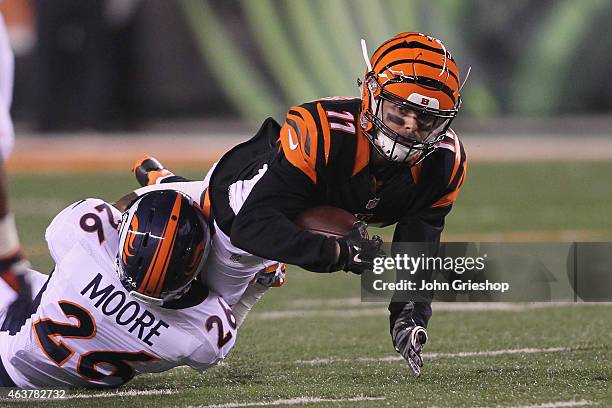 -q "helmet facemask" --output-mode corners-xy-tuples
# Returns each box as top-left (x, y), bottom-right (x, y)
(359, 33), (462, 166)
(362, 75), (459, 166)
